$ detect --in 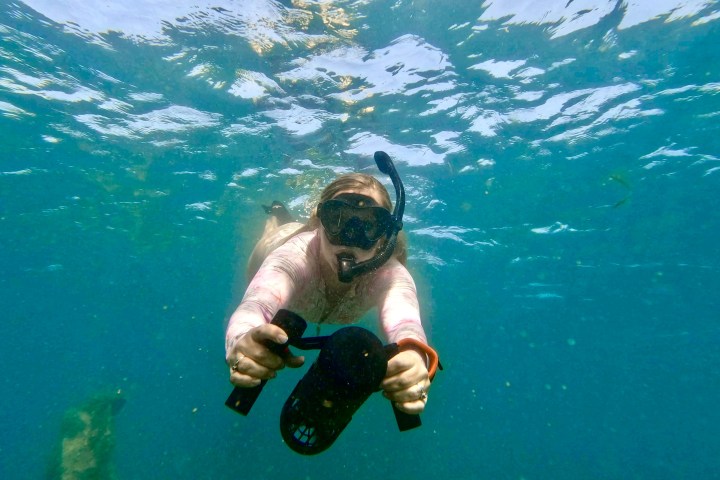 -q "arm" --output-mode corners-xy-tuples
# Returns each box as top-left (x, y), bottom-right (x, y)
(374, 259), (427, 345)
(372, 260), (433, 414)
(225, 236), (310, 386)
